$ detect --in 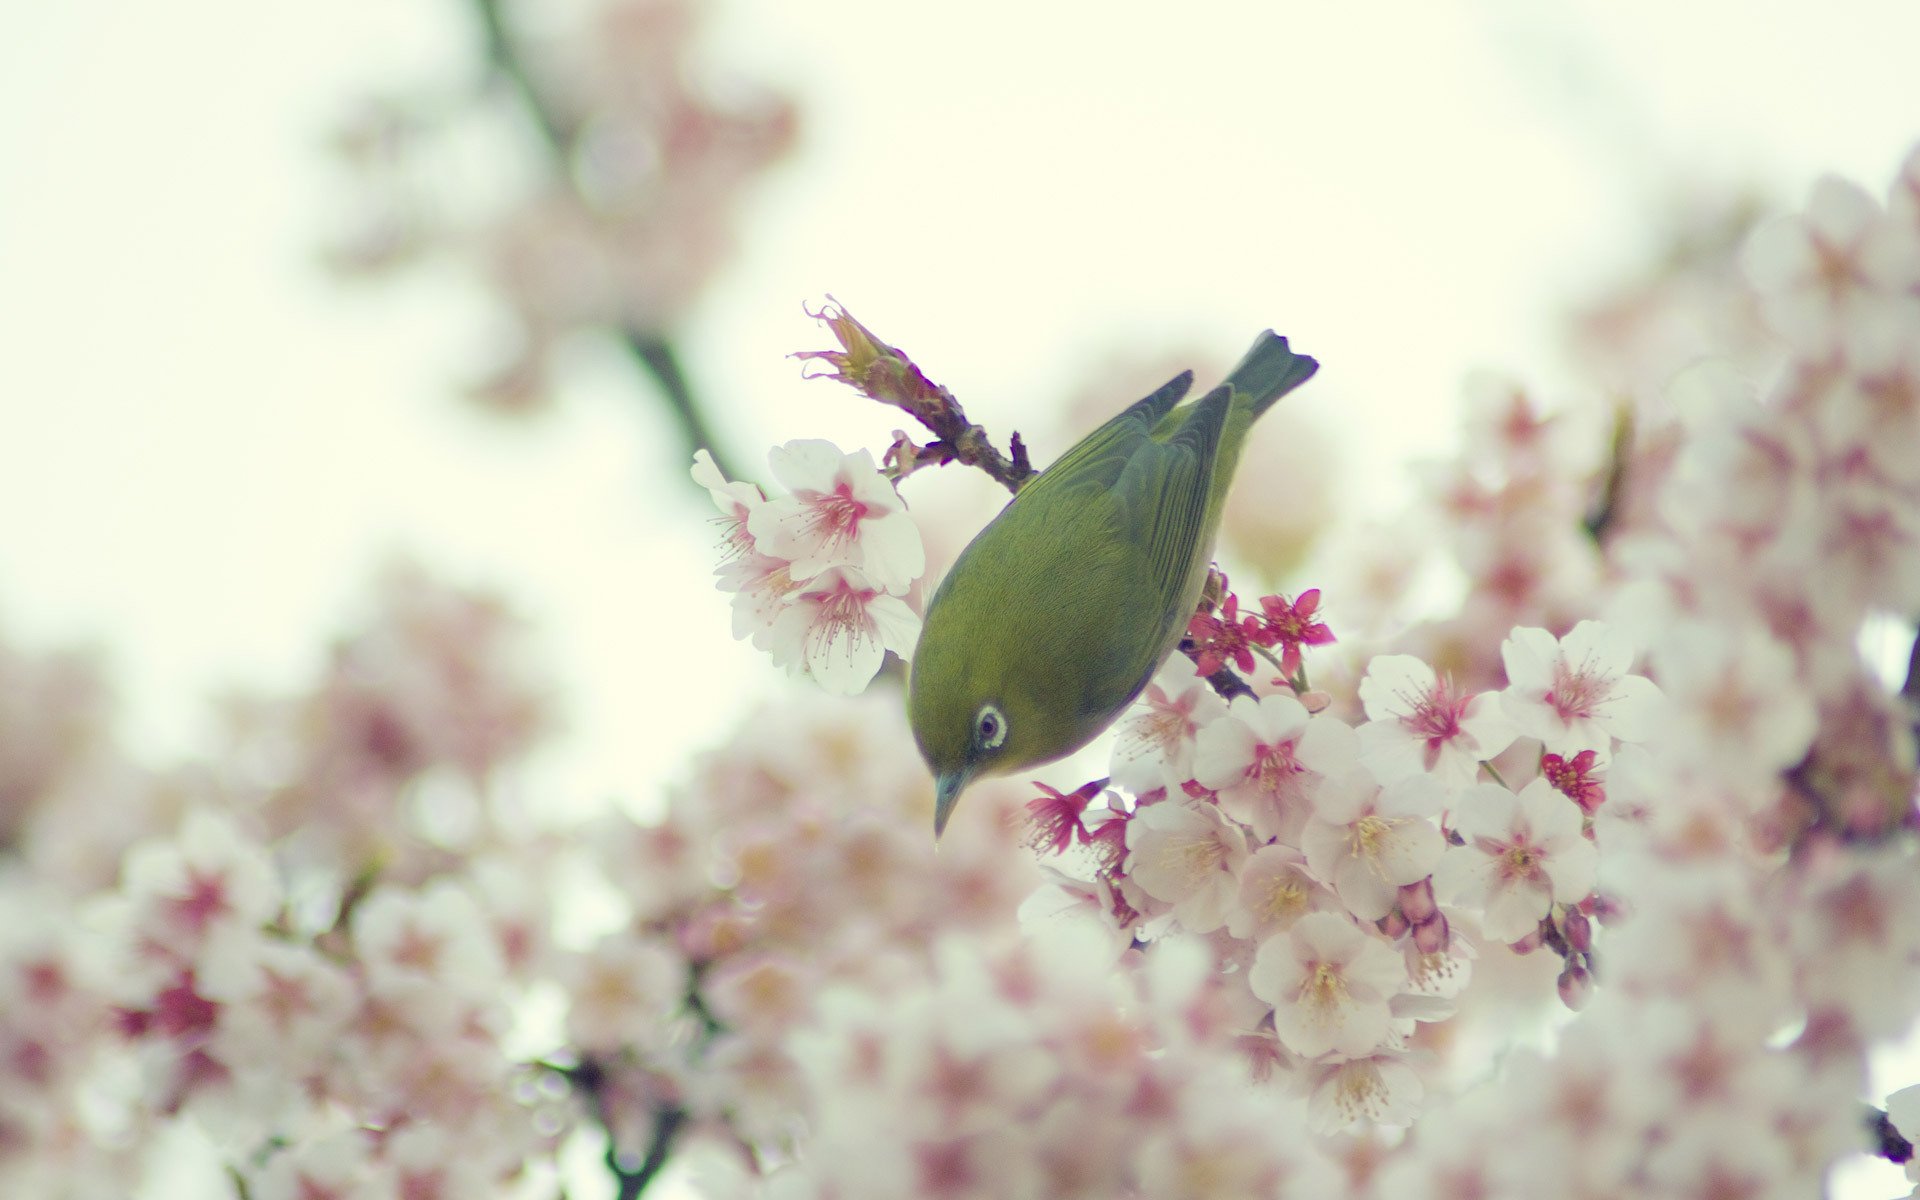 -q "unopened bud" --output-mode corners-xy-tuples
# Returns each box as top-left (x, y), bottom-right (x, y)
(1398, 878), (1437, 924)
(1560, 906), (1593, 953)
(1412, 911), (1450, 955)
(1590, 893), (1630, 927)
(1378, 909), (1410, 938)
(1509, 927), (1543, 955)
(1557, 963), (1594, 1010)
